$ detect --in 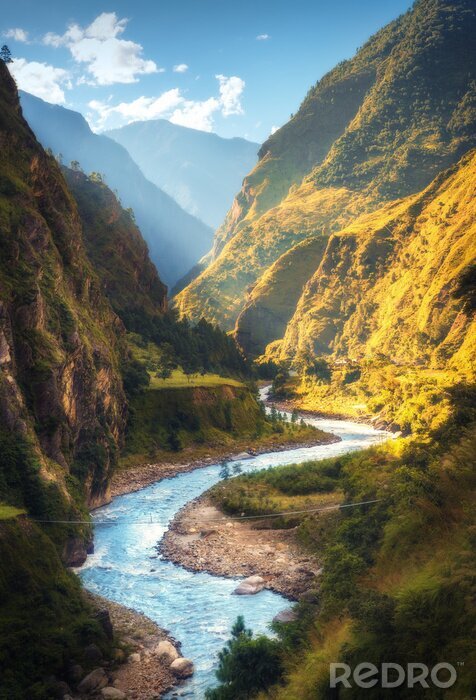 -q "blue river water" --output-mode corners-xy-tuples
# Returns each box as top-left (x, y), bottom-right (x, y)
(78, 389), (390, 697)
